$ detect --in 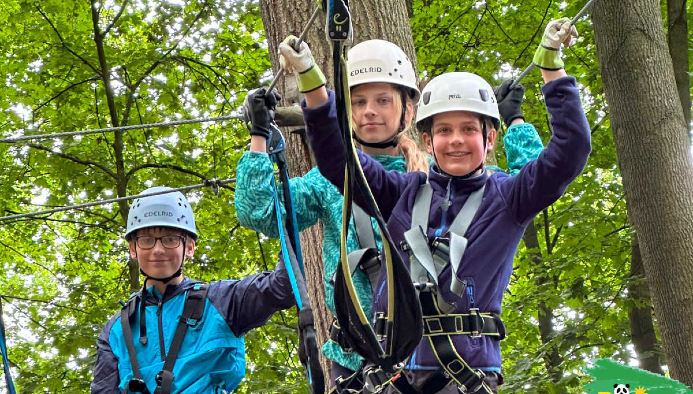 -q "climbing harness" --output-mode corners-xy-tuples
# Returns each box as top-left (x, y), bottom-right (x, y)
(120, 282), (209, 394)
(326, 0), (423, 381)
(508, 0), (598, 90)
(395, 182), (503, 394)
(0, 297), (17, 394)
